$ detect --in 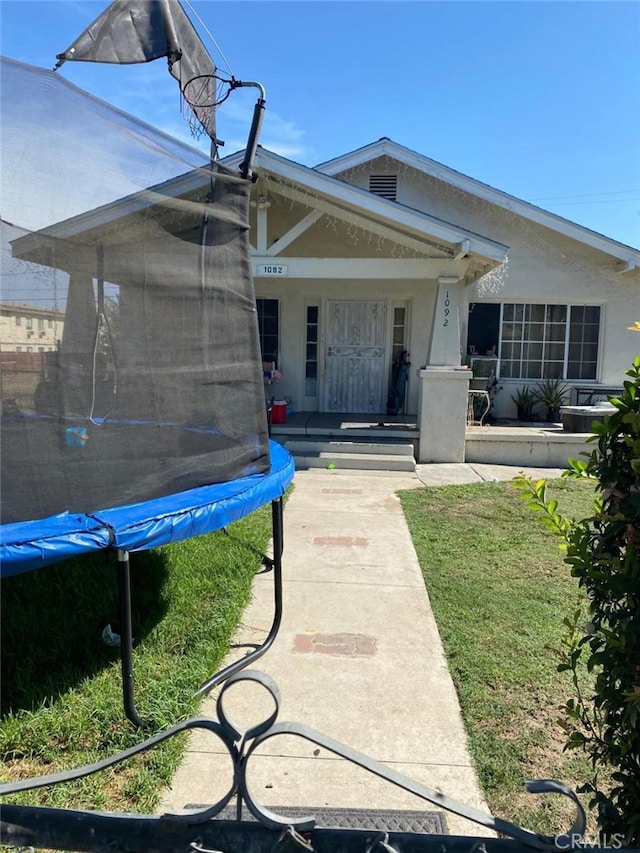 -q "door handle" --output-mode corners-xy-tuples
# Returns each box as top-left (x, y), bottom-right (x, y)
(327, 346), (333, 356)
